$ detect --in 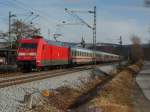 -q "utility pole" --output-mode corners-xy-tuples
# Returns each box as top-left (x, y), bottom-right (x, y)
(8, 11), (16, 48)
(65, 6), (97, 64)
(93, 6), (96, 65)
(119, 36), (123, 67)
(48, 29), (50, 37)
(81, 36), (85, 48)
(8, 11), (11, 48)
